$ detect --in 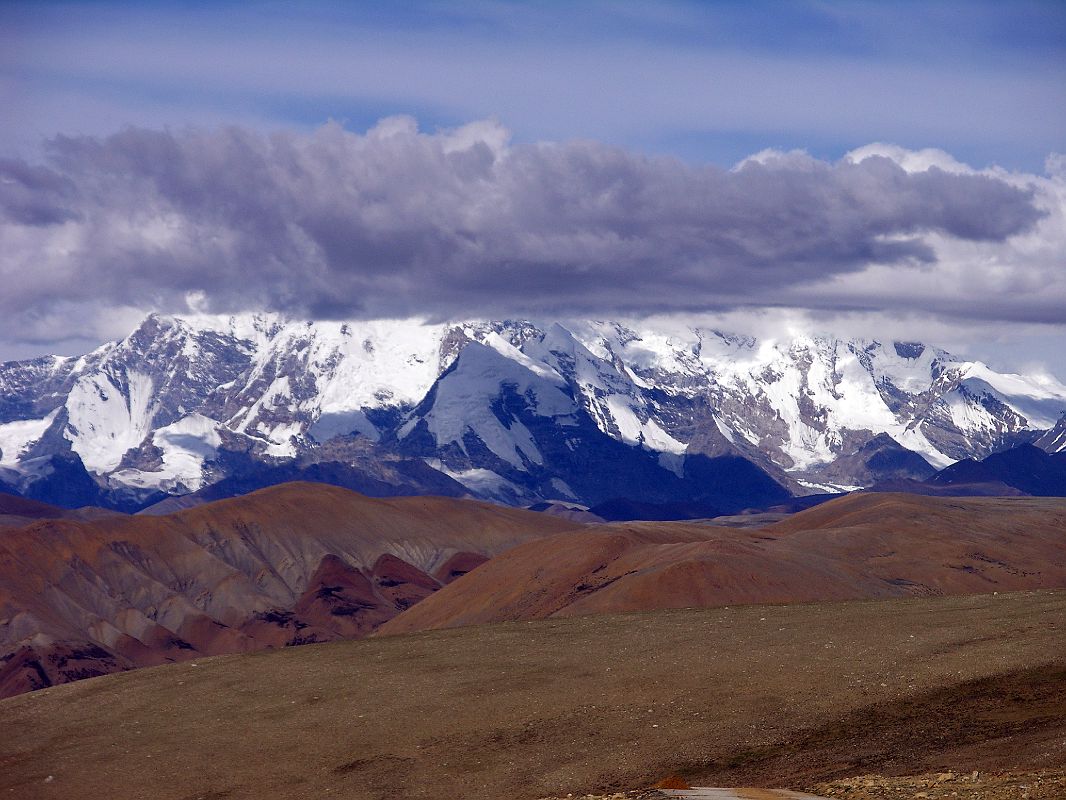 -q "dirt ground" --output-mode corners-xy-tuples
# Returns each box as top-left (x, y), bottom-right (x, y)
(0, 590), (1062, 800)
(812, 769), (1066, 799)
